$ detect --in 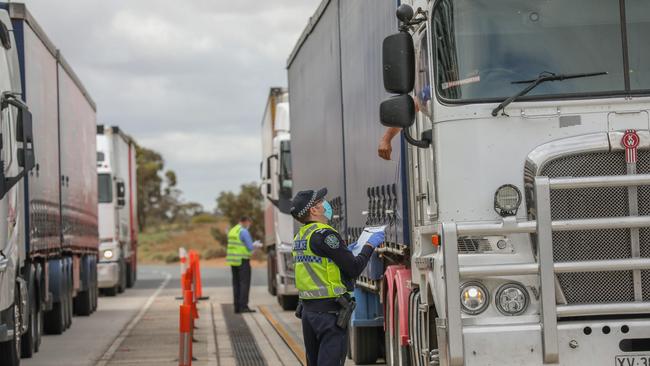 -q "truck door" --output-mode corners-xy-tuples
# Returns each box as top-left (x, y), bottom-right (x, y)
(409, 24), (438, 226)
